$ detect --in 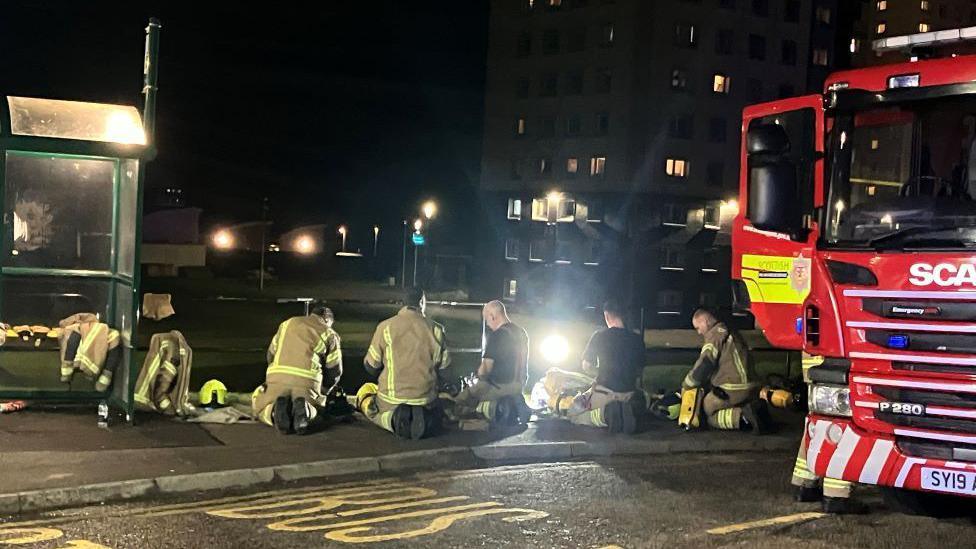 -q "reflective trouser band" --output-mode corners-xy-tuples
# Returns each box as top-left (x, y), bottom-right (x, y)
(376, 392), (431, 406)
(162, 361), (177, 376)
(325, 348), (341, 365)
(378, 411), (395, 432)
(135, 393), (151, 405)
(96, 372), (113, 391)
(267, 365), (322, 382)
(138, 356), (162, 400)
(716, 408), (737, 430)
(159, 398), (172, 410)
(384, 327), (395, 400)
(477, 401), (494, 420)
(718, 382), (759, 392)
(367, 345), (381, 362)
(78, 354), (101, 376)
(590, 407), (606, 427)
(792, 457), (819, 481)
(258, 405), (273, 426)
(60, 362), (74, 381)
